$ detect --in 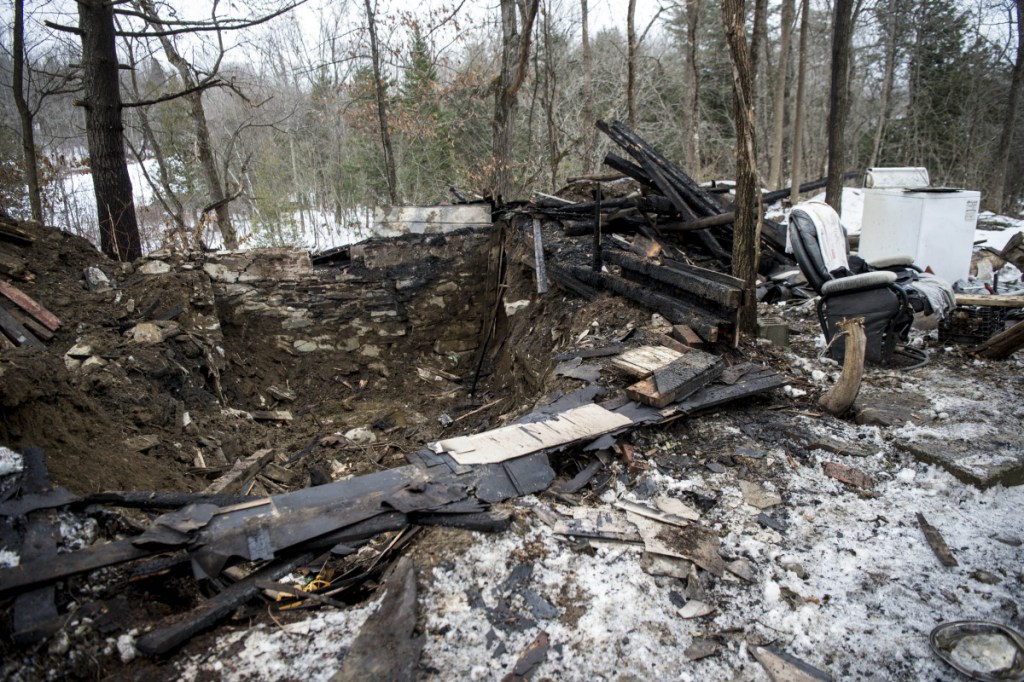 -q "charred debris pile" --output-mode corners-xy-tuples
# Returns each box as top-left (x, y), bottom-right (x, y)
(0, 123), (830, 673)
